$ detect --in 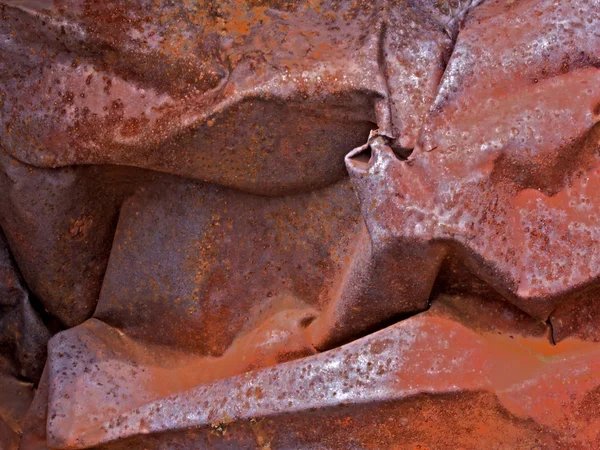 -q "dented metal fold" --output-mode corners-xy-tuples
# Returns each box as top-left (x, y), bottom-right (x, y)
(0, 0), (599, 448)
